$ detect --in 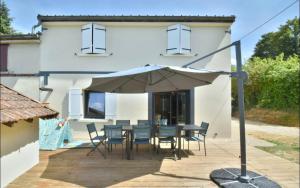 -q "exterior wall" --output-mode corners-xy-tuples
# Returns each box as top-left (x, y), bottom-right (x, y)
(0, 43), (40, 100)
(0, 118), (39, 188)
(3, 21), (232, 138)
(39, 22), (231, 137)
(7, 43), (40, 73)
